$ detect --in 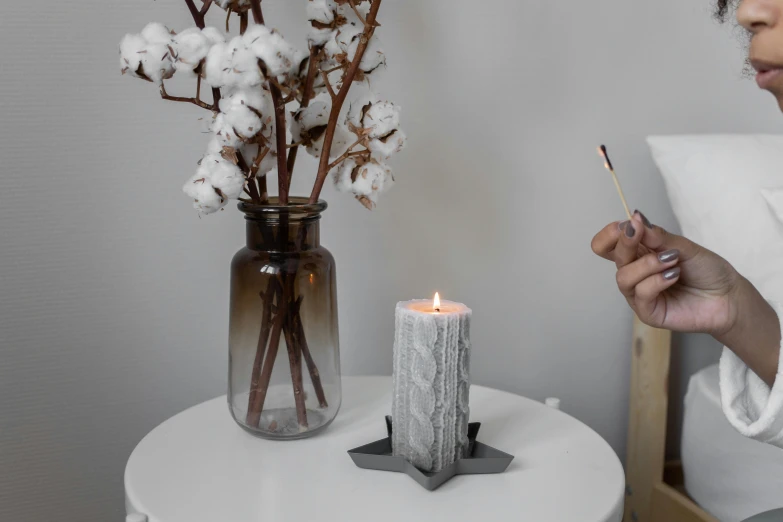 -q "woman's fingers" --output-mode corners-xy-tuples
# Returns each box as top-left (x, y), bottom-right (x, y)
(636, 211), (700, 260)
(616, 249), (680, 298)
(591, 221), (623, 261)
(613, 214), (645, 268)
(633, 267), (682, 320)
